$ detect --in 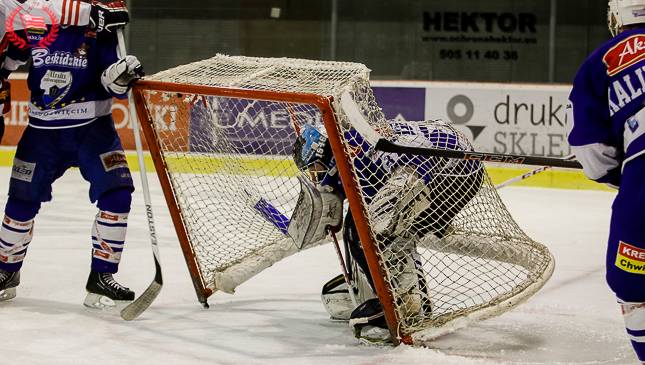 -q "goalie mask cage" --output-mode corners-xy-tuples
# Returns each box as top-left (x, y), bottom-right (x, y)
(132, 55), (555, 345)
